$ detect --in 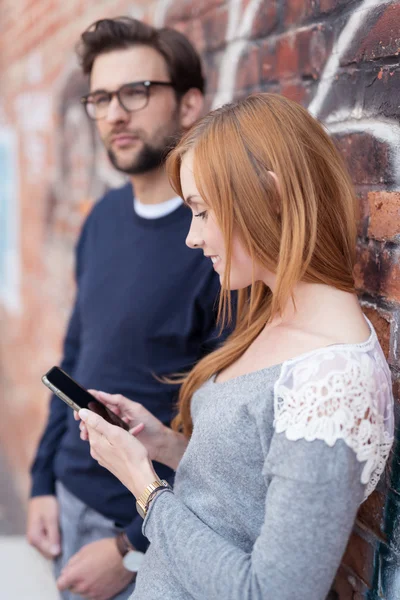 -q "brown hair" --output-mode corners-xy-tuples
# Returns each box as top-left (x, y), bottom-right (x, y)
(167, 93), (357, 437)
(76, 17), (205, 96)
